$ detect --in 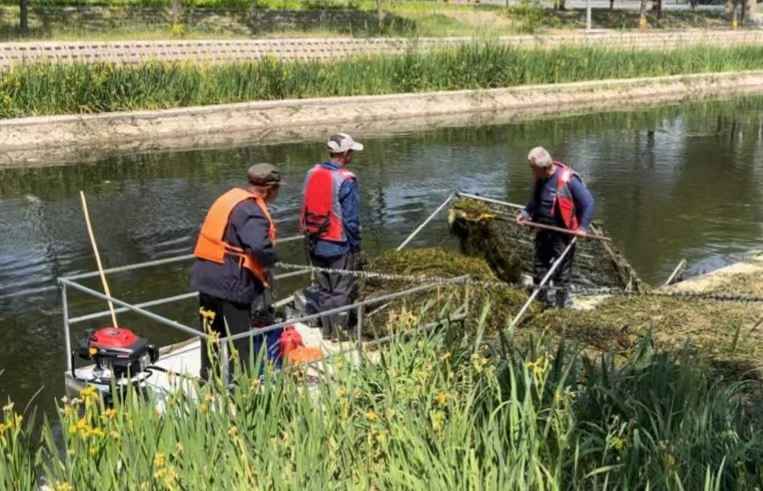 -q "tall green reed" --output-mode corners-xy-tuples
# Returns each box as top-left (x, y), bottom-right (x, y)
(4, 43), (763, 118)
(0, 402), (37, 490)
(0, 368), (38, 491)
